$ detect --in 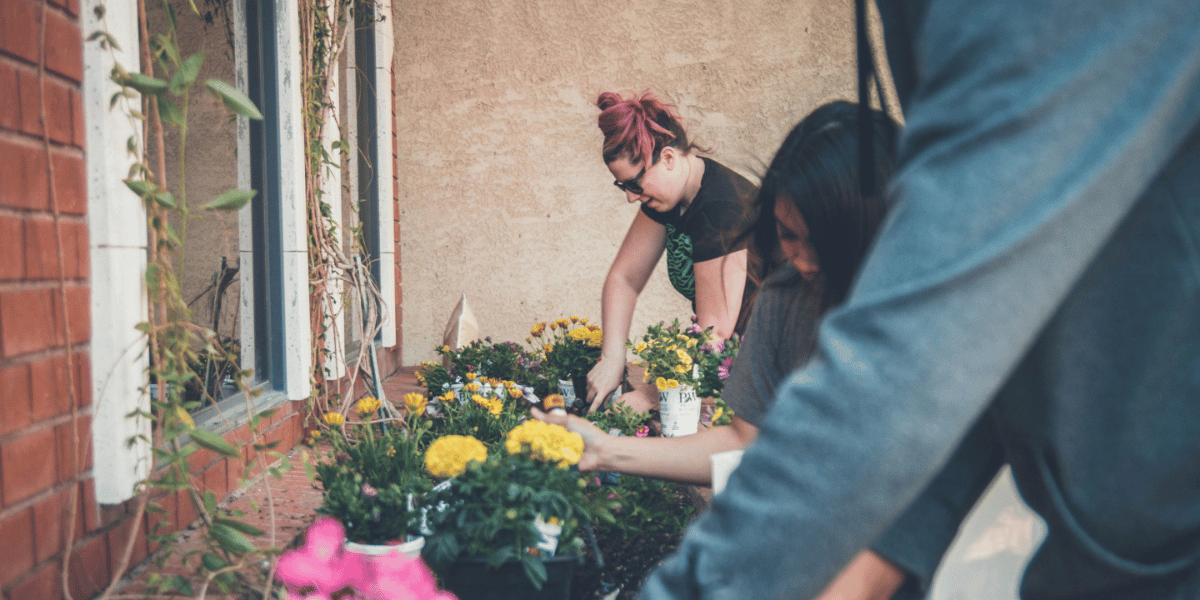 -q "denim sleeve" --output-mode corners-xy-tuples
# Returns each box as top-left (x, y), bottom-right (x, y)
(871, 415), (1005, 598)
(638, 1), (1200, 598)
